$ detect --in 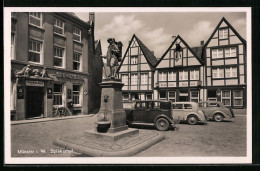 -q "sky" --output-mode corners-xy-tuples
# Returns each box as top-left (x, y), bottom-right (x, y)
(75, 12), (246, 59)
